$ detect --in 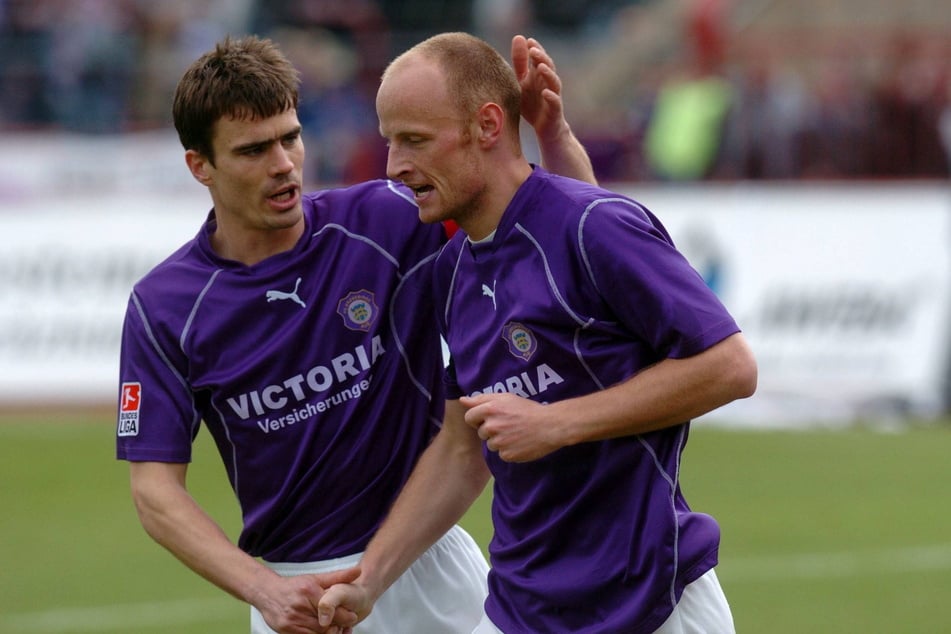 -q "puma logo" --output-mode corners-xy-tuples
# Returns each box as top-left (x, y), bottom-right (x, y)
(267, 277), (306, 308)
(482, 280), (497, 311)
